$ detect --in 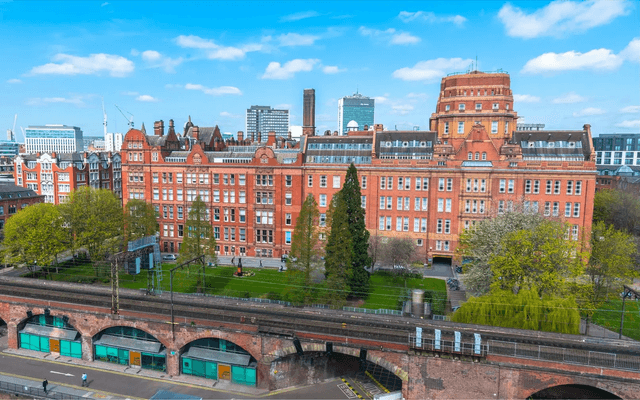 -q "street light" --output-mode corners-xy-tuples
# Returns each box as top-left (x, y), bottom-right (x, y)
(170, 255), (206, 340)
